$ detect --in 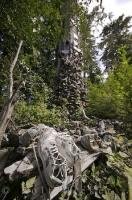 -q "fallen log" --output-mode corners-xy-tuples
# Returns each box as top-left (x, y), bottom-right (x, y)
(1, 124), (112, 200)
(31, 152), (100, 200)
(50, 152), (100, 199)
